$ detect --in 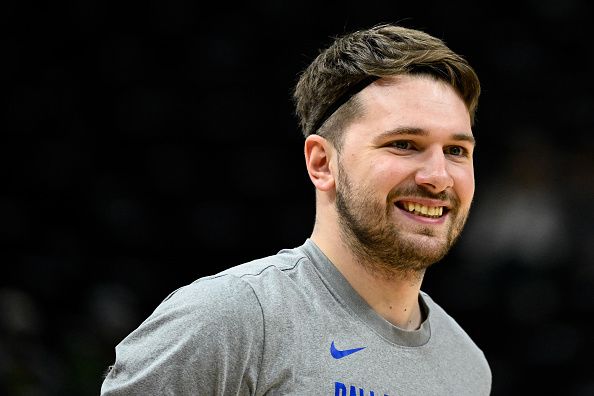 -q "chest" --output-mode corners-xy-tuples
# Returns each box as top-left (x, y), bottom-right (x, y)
(253, 310), (487, 396)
